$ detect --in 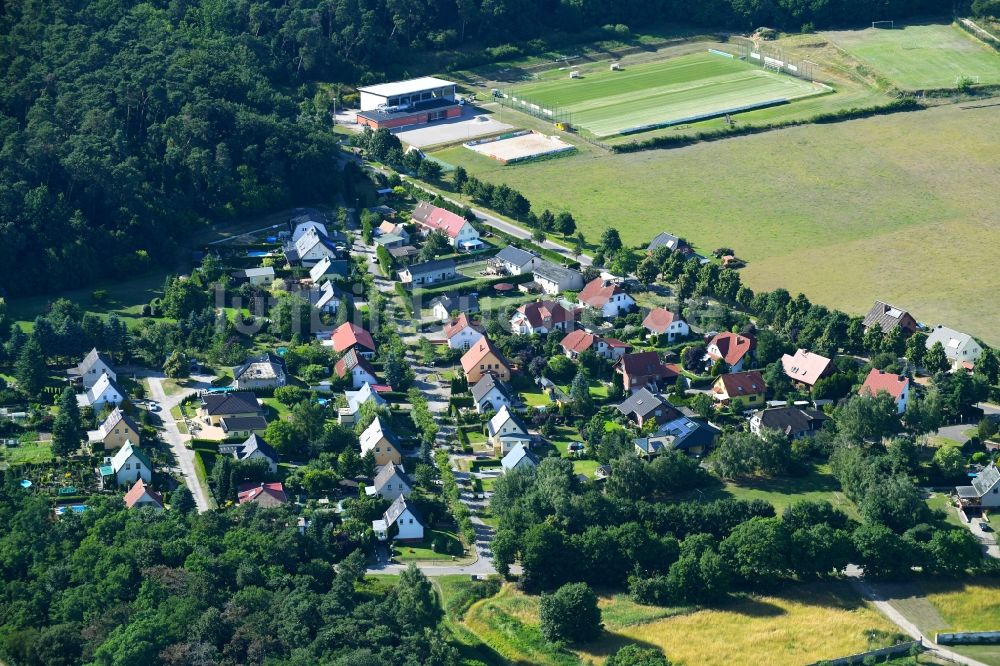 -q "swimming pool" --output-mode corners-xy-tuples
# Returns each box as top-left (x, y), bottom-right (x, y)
(204, 386), (235, 393)
(247, 251), (272, 258)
